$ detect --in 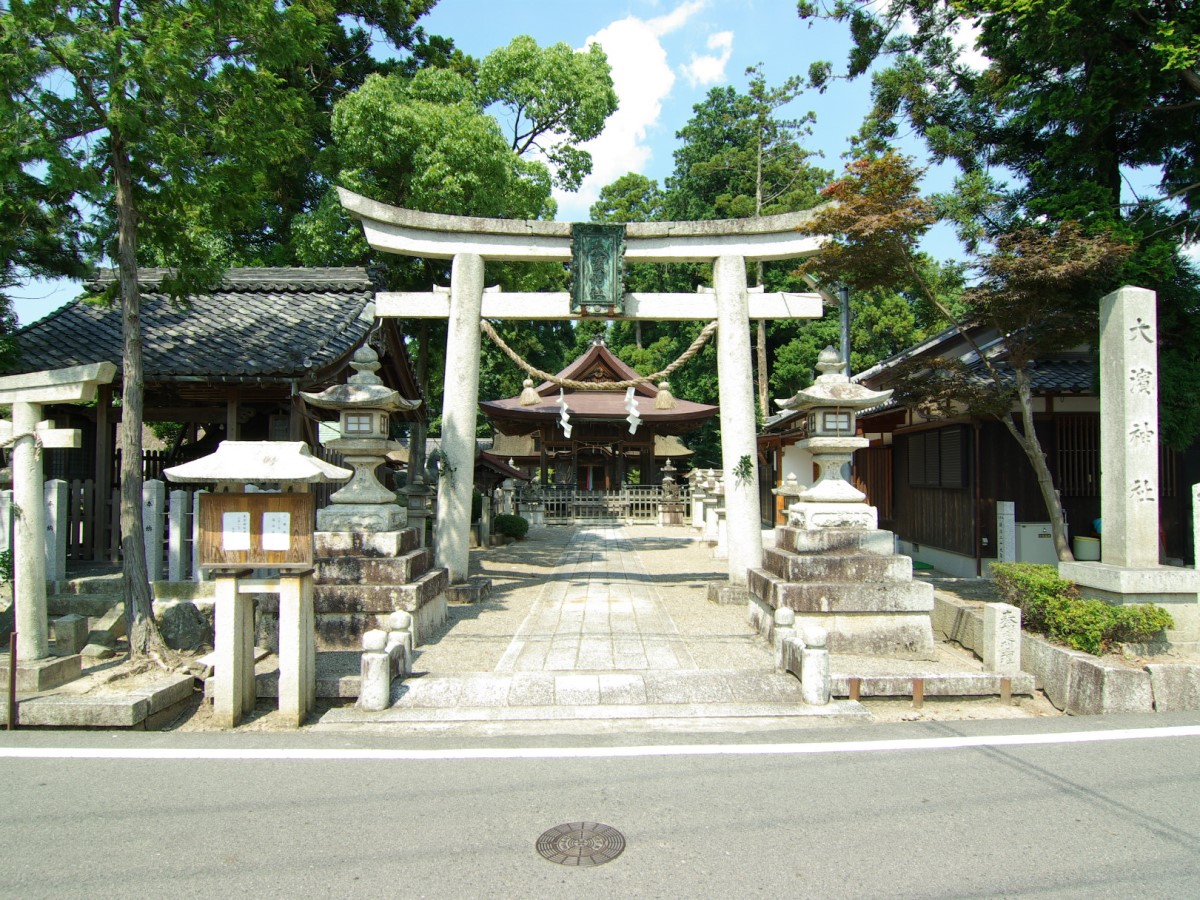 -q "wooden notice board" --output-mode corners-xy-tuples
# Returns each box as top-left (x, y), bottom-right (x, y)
(197, 493), (314, 570)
